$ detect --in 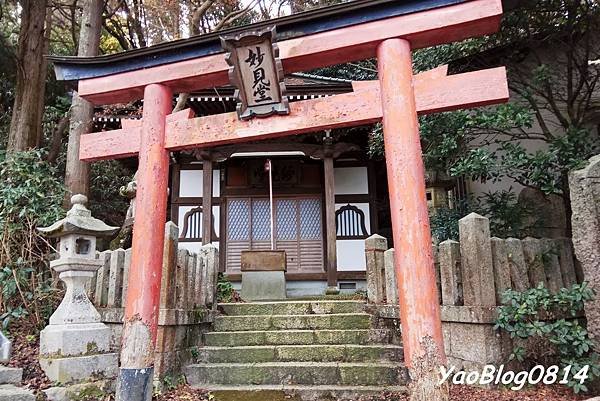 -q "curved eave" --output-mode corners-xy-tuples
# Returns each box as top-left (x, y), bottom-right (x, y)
(48, 0), (466, 81)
